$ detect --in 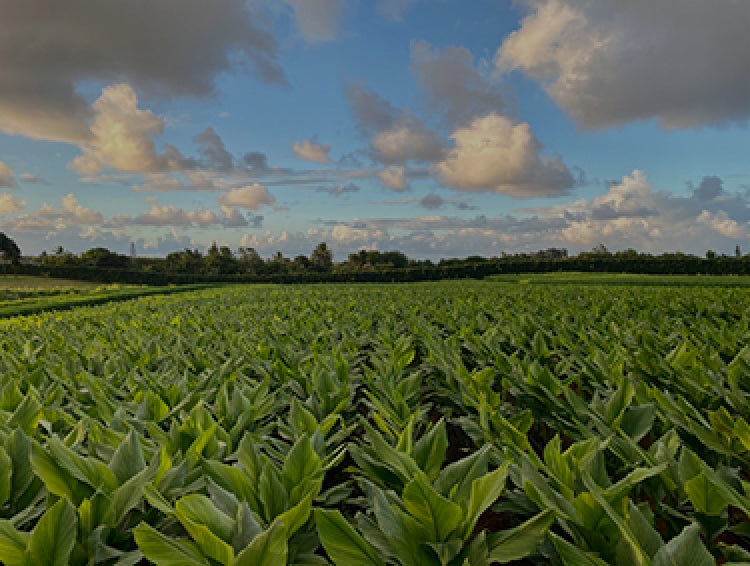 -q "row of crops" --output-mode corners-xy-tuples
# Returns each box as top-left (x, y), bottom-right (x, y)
(1, 281), (749, 565)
